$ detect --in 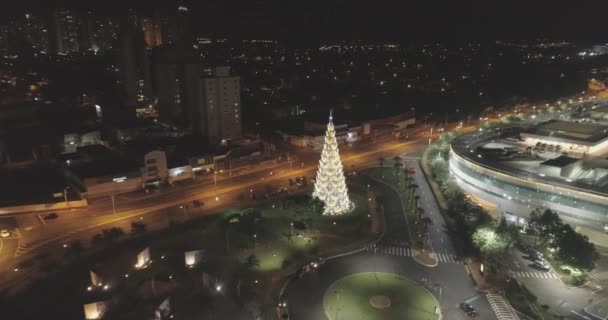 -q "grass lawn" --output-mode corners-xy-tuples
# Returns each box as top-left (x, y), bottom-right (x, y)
(7, 184), (376, 320)
(323, 272), (440, 320)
